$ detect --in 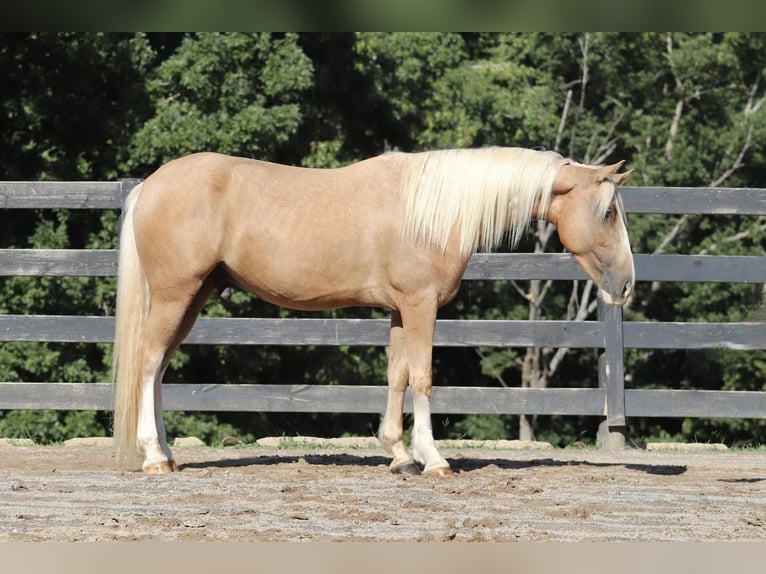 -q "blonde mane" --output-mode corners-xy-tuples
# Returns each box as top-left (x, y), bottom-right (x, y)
(393, 147), (569, 256)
